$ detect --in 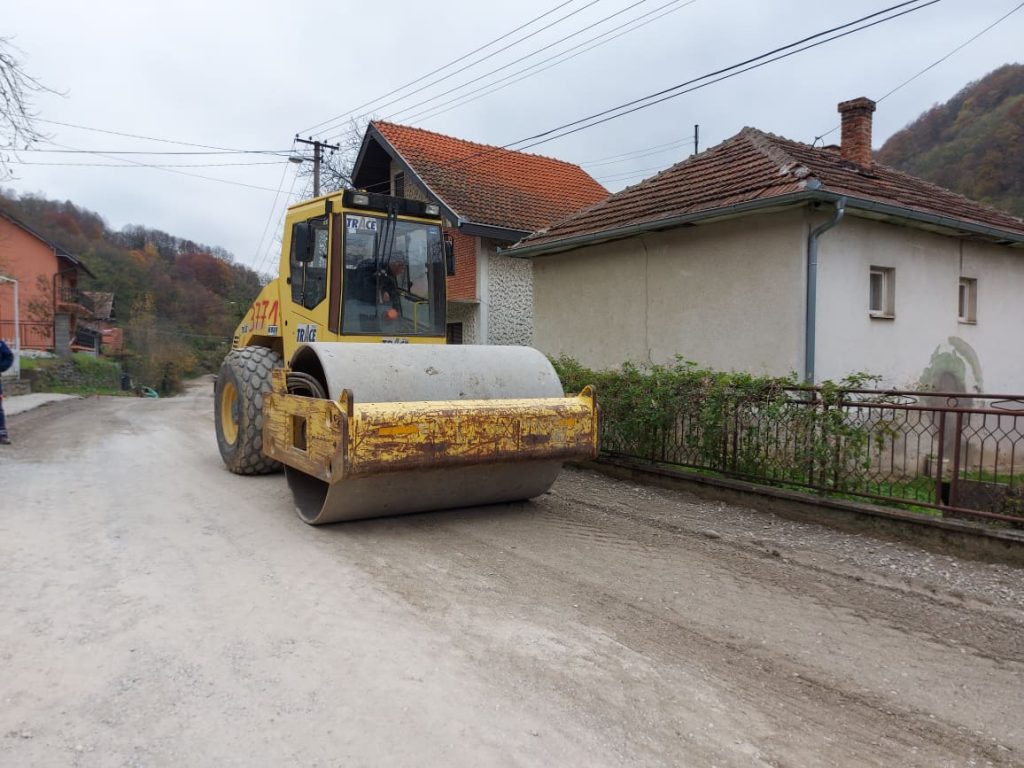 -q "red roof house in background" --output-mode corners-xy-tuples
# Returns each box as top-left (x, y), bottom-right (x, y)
(352, 121), (607, 345)
(0, 209), (95, 354)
